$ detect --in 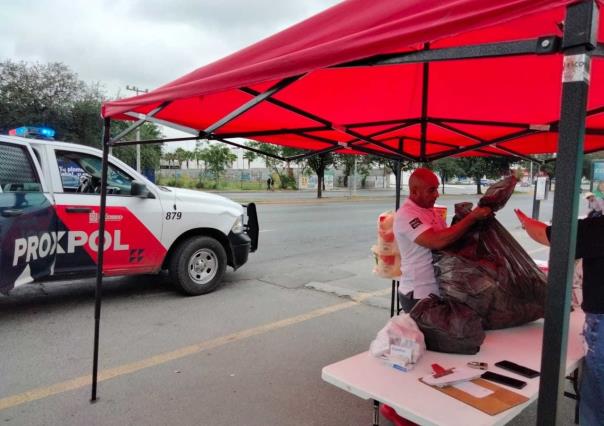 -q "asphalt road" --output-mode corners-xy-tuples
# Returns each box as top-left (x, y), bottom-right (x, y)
(0, 191), (581, 425)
